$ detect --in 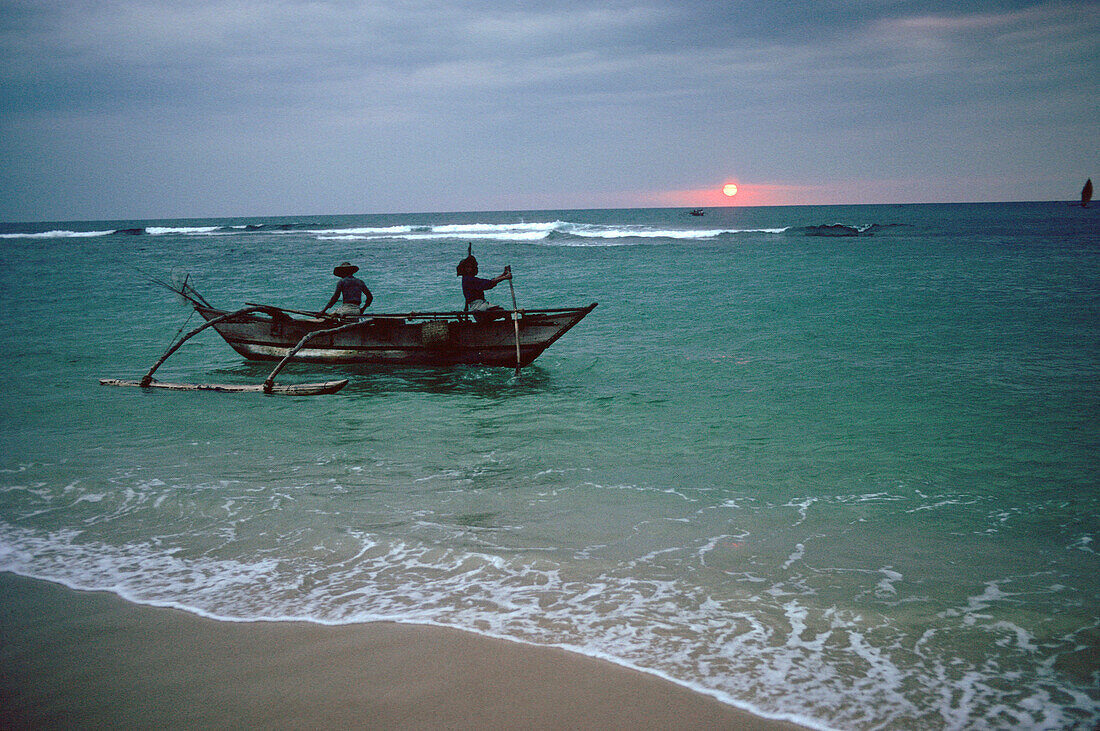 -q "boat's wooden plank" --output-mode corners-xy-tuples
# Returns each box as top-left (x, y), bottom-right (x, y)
(99, 378), (348, 395)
